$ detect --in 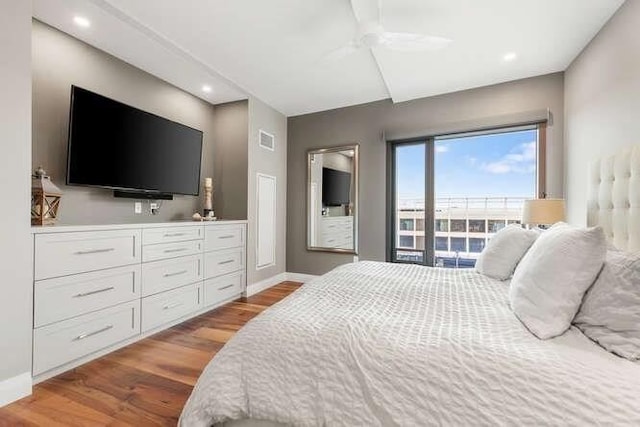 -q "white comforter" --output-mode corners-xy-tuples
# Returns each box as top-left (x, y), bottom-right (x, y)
(180, 261), (640, 426)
